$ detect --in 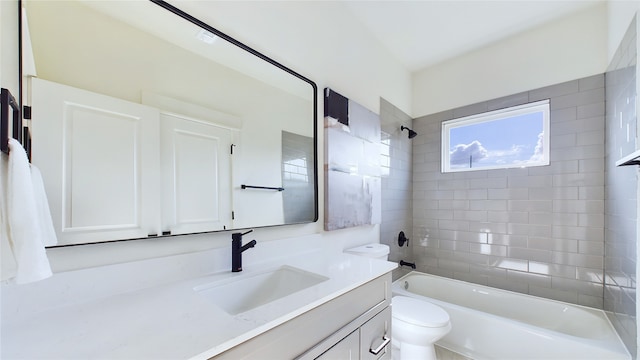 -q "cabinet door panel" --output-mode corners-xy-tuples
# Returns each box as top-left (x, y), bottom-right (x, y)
(360, 307), (391, 360)
(316, 330), (360, 360)
(160, 113), (232, 234)
(68, 105), (138, 227)
(31, 78), (161, 244)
